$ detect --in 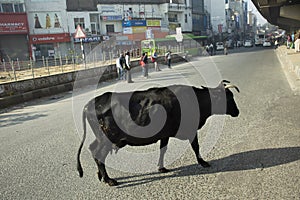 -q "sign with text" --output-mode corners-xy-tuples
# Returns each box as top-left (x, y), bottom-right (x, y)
(132, 26), (146, 33)
(74, 36), (101, 43)
(146, 20), (161, 27)
(123, 27), (133, 34)
(30, 33), (70, 44)
(0, 13), (28, 34)
(122, 20), (146, 27)
(102, 16), (122, 21)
